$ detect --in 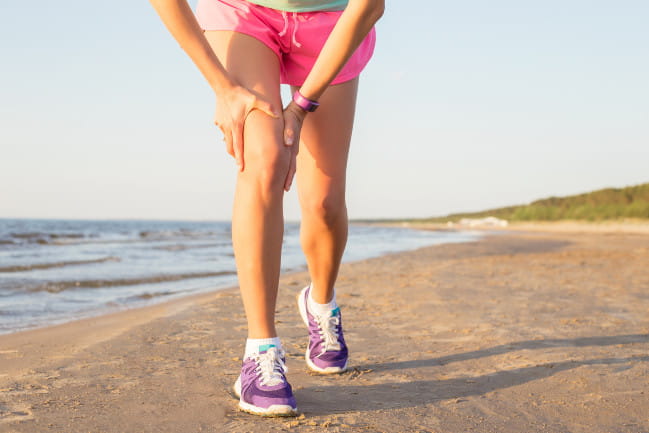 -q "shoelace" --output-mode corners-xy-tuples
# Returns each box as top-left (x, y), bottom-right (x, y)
(253, 347), (288, 387)
(314, 313), (341, 355)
